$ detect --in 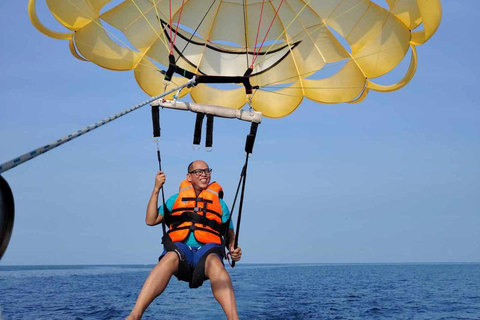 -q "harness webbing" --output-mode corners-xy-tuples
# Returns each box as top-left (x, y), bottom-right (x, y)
(225, 121), (258, 268)
(171, 206), (221, 218)
(228, 156), (248, 268)
(152, 106), (168, 236)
